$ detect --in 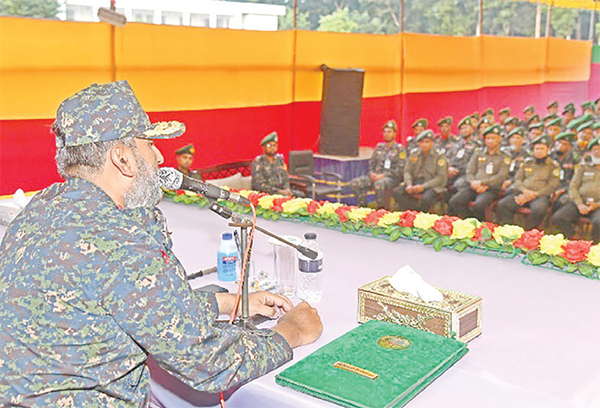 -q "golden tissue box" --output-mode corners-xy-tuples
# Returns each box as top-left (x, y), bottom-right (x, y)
(358, 276), (482, 343)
